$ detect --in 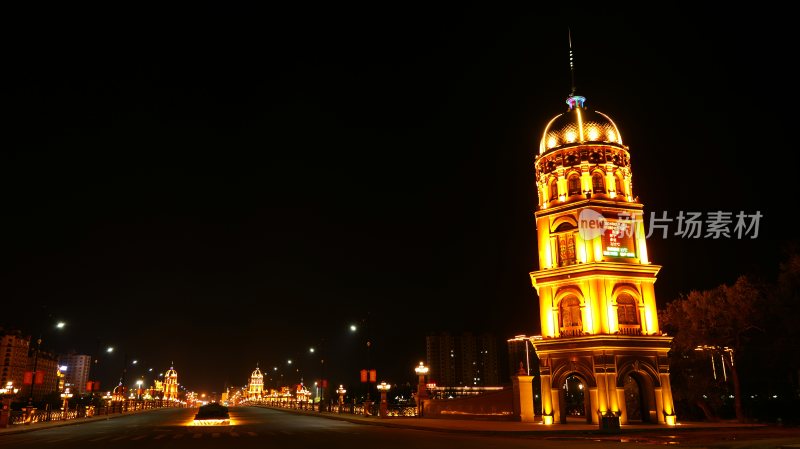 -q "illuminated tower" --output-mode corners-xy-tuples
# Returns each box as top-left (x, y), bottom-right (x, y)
(163, 365), (178, 401)
(248, 366), (264, 400)
(529, 93), (676, 426)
